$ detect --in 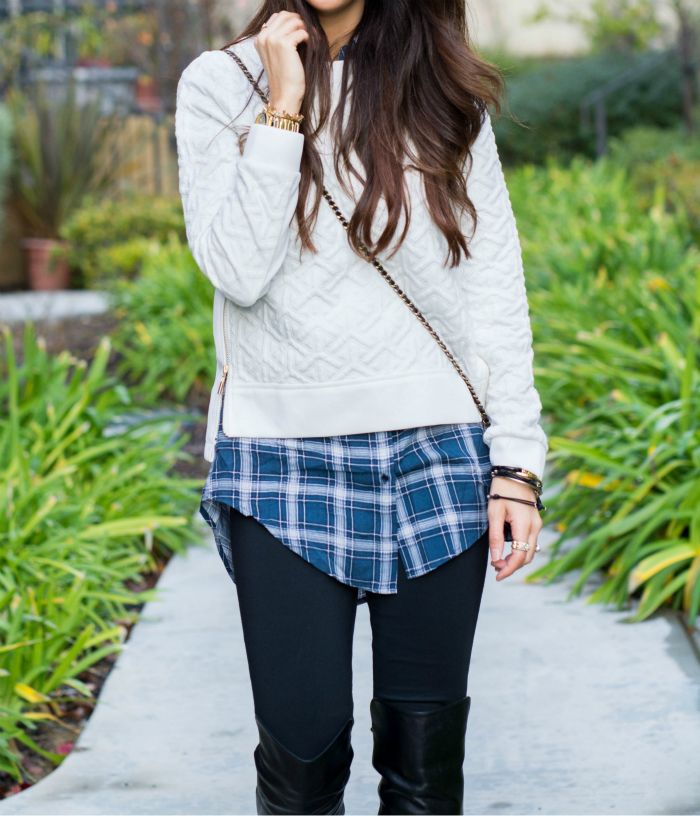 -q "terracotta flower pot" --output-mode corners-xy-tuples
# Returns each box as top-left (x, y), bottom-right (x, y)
(22, 238), (71, 291)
